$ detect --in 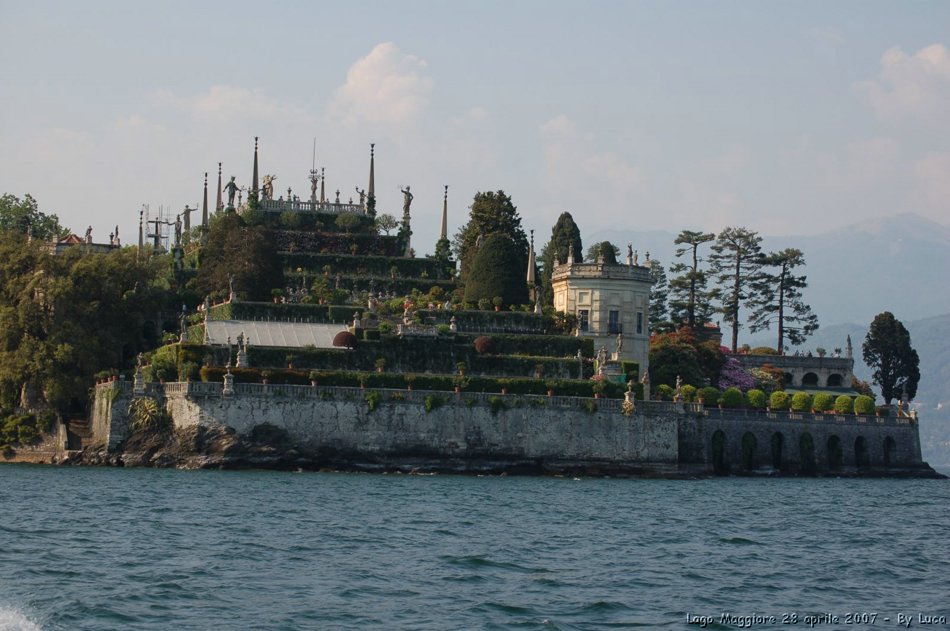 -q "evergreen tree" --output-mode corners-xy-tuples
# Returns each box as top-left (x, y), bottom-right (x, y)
(586, 241), (619, 264)
(708, 227), (762, 352)
(748, 248), (818, 351)
(668, 230), (715, 330)
(648, 259), (670, 328)
(538, 212), (583, 305)
(862, 312), (920, 404)
(452, 191), (528, 282)
(462, 233), (528, 307)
